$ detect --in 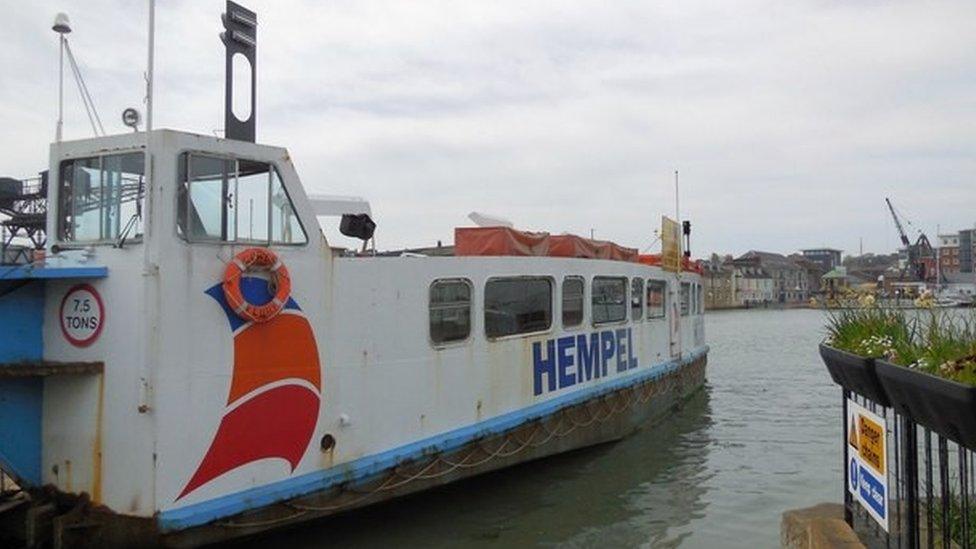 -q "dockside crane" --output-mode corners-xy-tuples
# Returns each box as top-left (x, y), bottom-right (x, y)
(885, 197), (936, 282)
